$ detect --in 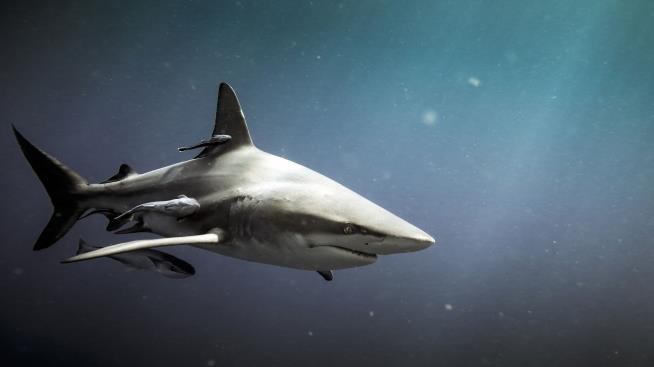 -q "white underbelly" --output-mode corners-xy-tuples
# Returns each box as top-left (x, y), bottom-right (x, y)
(195, 239), (376, 271)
